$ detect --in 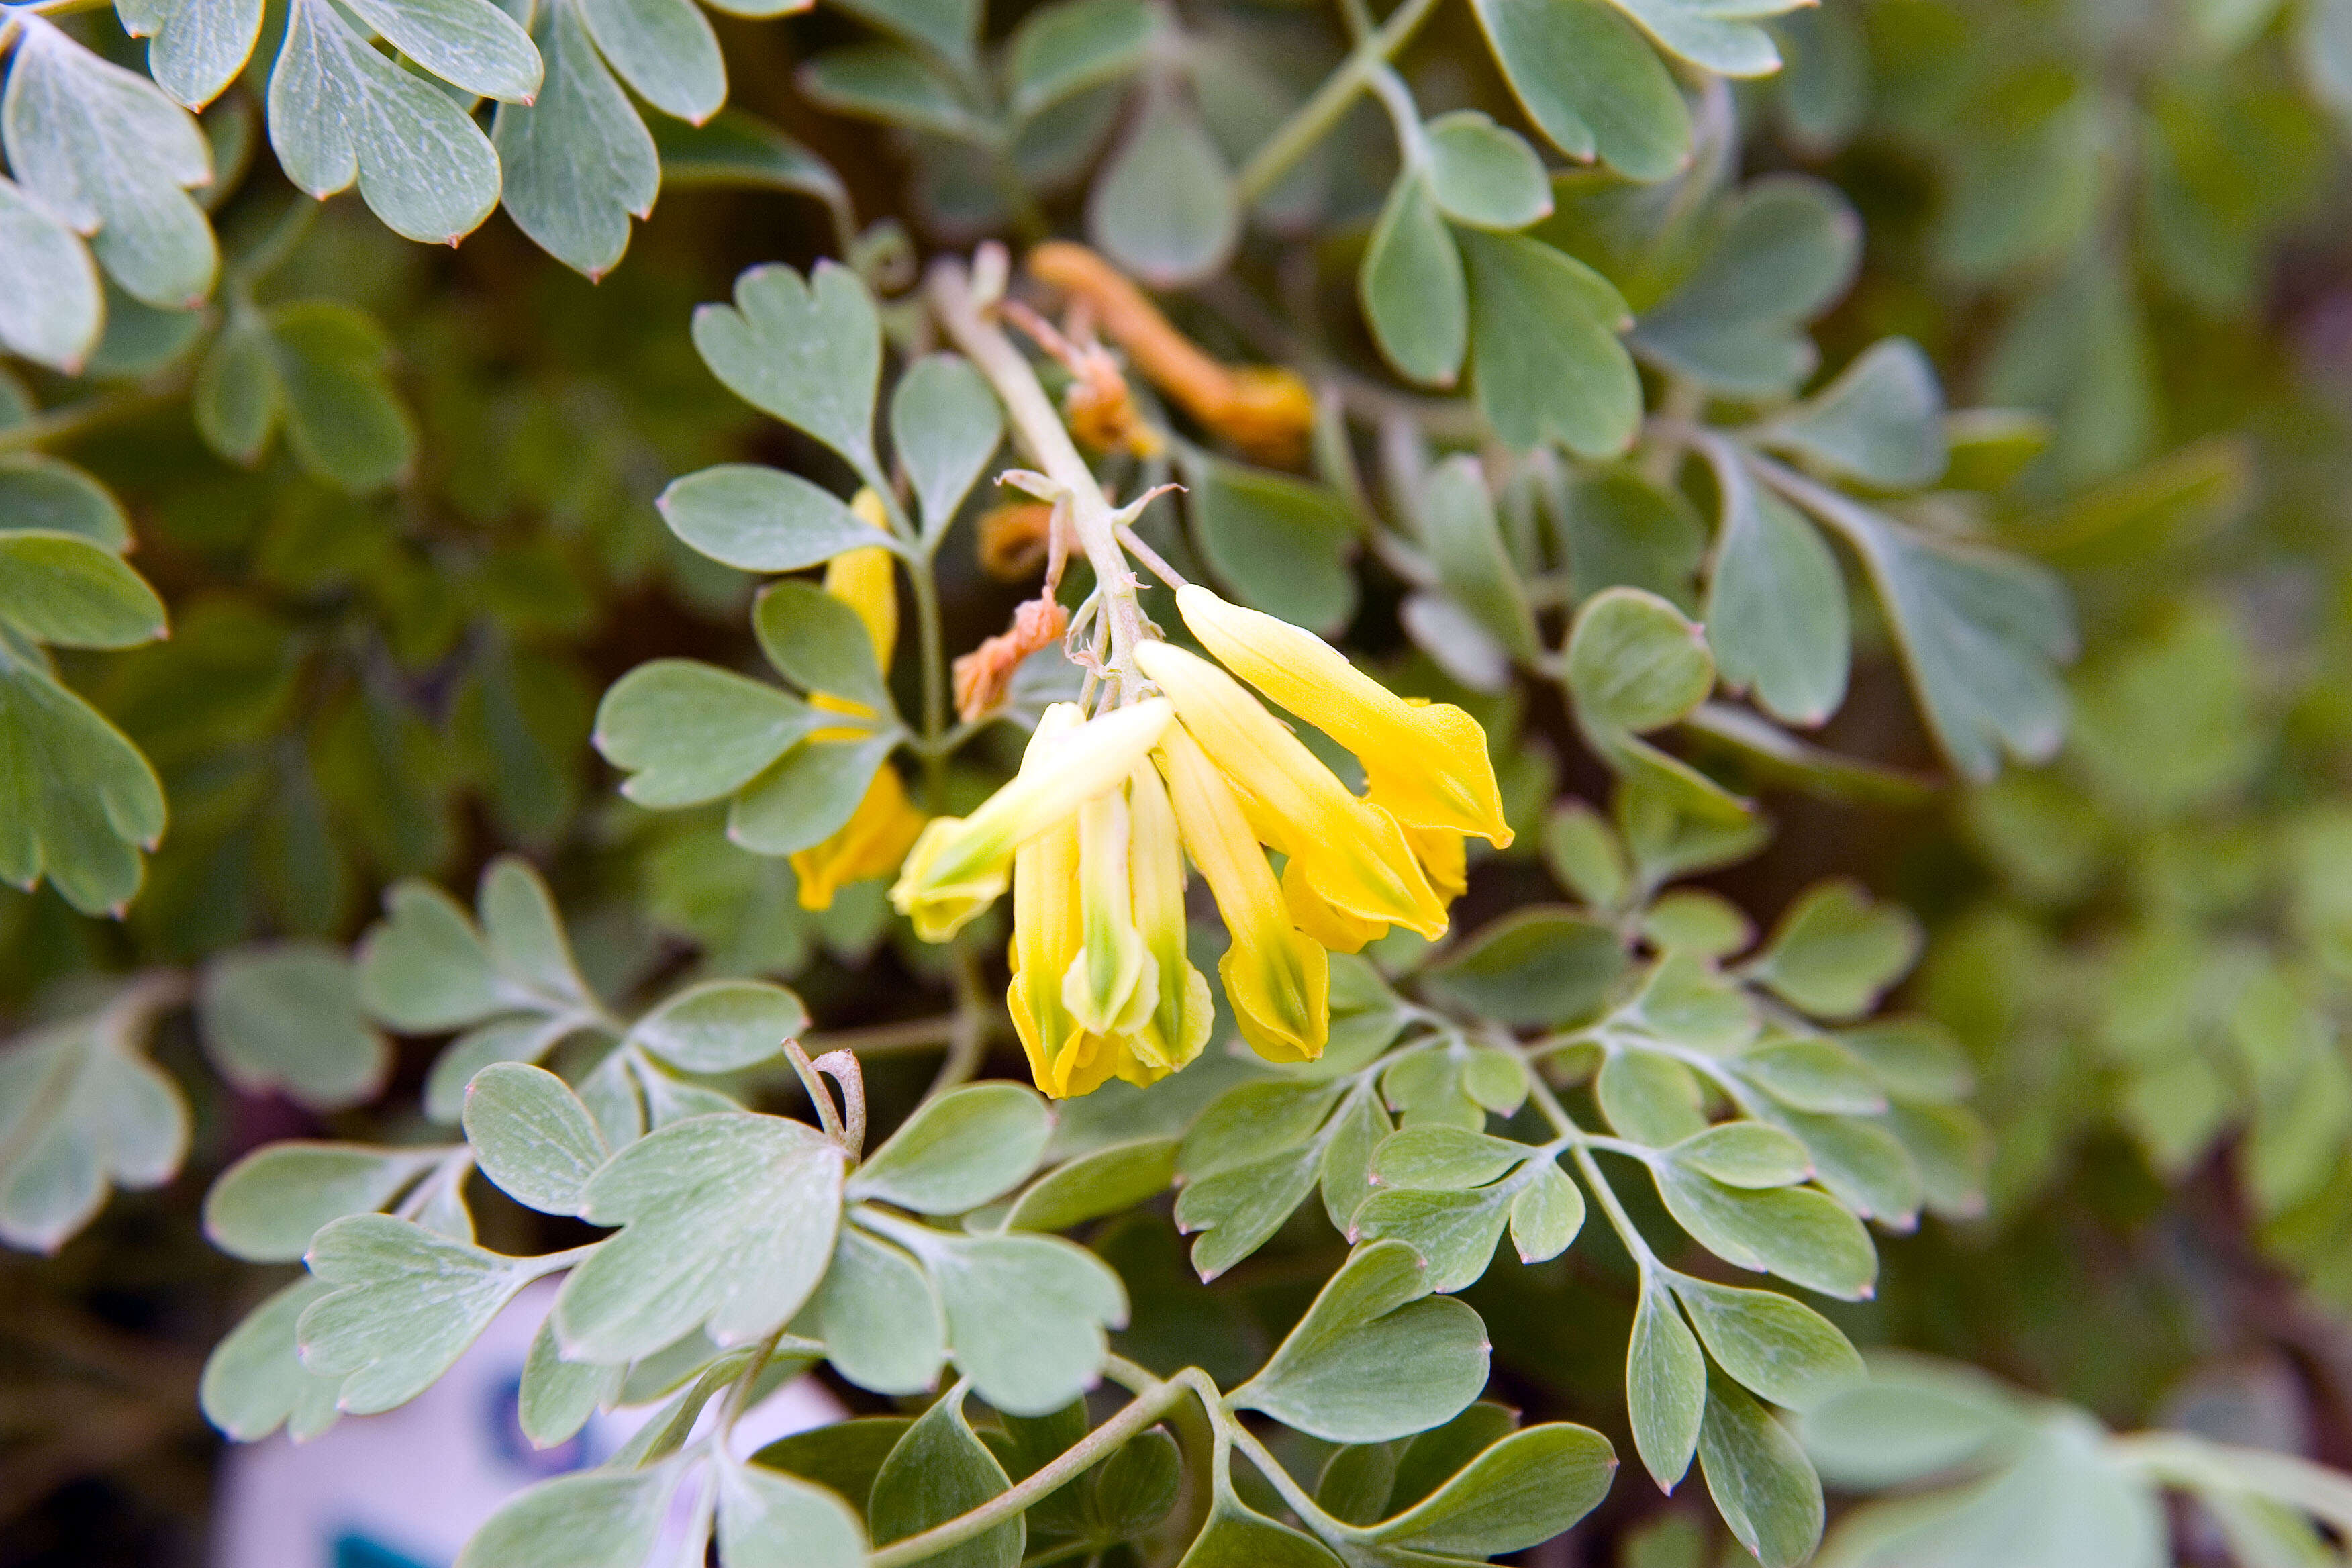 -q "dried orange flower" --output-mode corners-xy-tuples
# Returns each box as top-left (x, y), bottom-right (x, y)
(1024, 242), (1316, 467)
(952, 597), (1071, 722)
(977, 500), (1057, 581)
